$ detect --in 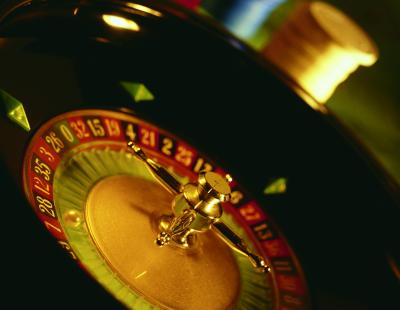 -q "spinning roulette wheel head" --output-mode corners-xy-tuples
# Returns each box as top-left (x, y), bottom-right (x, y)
(0, 0), (398, 309)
